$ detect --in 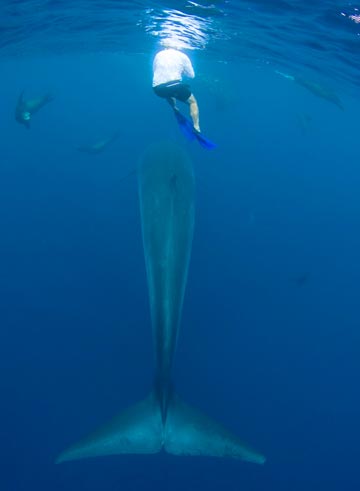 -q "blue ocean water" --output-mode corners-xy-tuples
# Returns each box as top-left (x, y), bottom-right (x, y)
(1, 1), (360, 490)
